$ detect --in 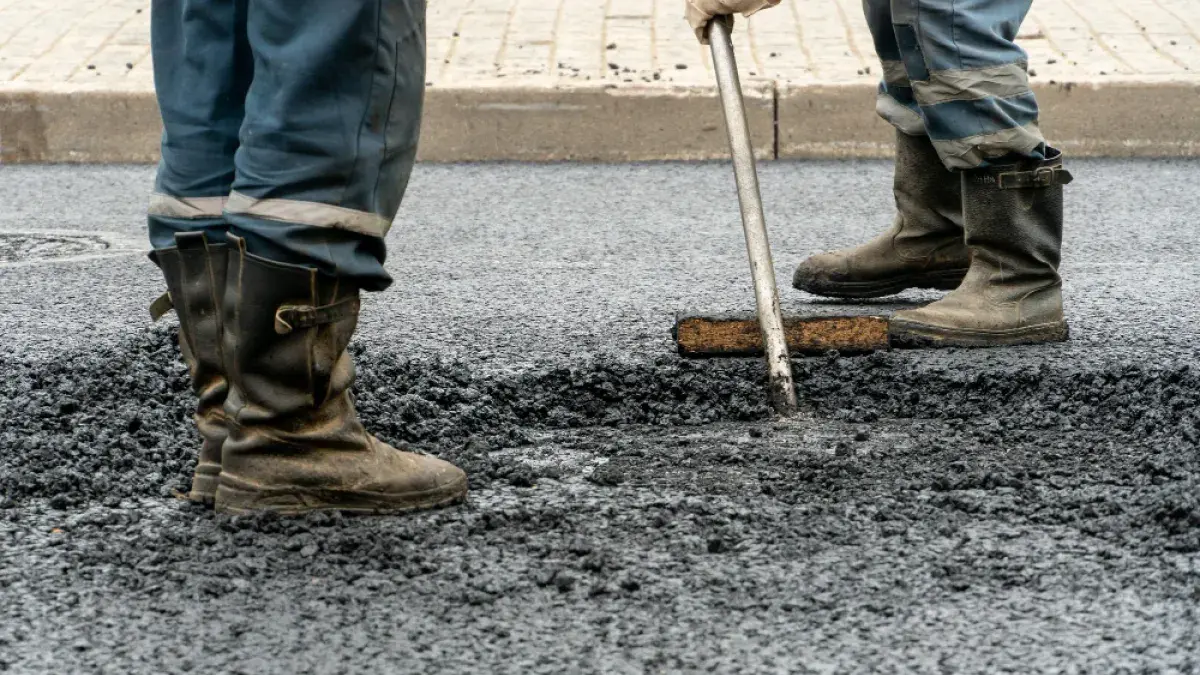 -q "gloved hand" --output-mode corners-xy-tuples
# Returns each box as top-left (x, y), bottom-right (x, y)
(685, 0), (781, 44)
